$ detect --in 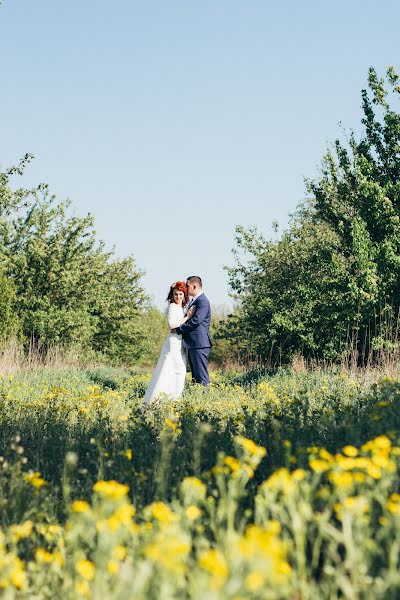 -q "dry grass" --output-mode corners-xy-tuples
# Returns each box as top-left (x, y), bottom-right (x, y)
(0, 338), (83, 374)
